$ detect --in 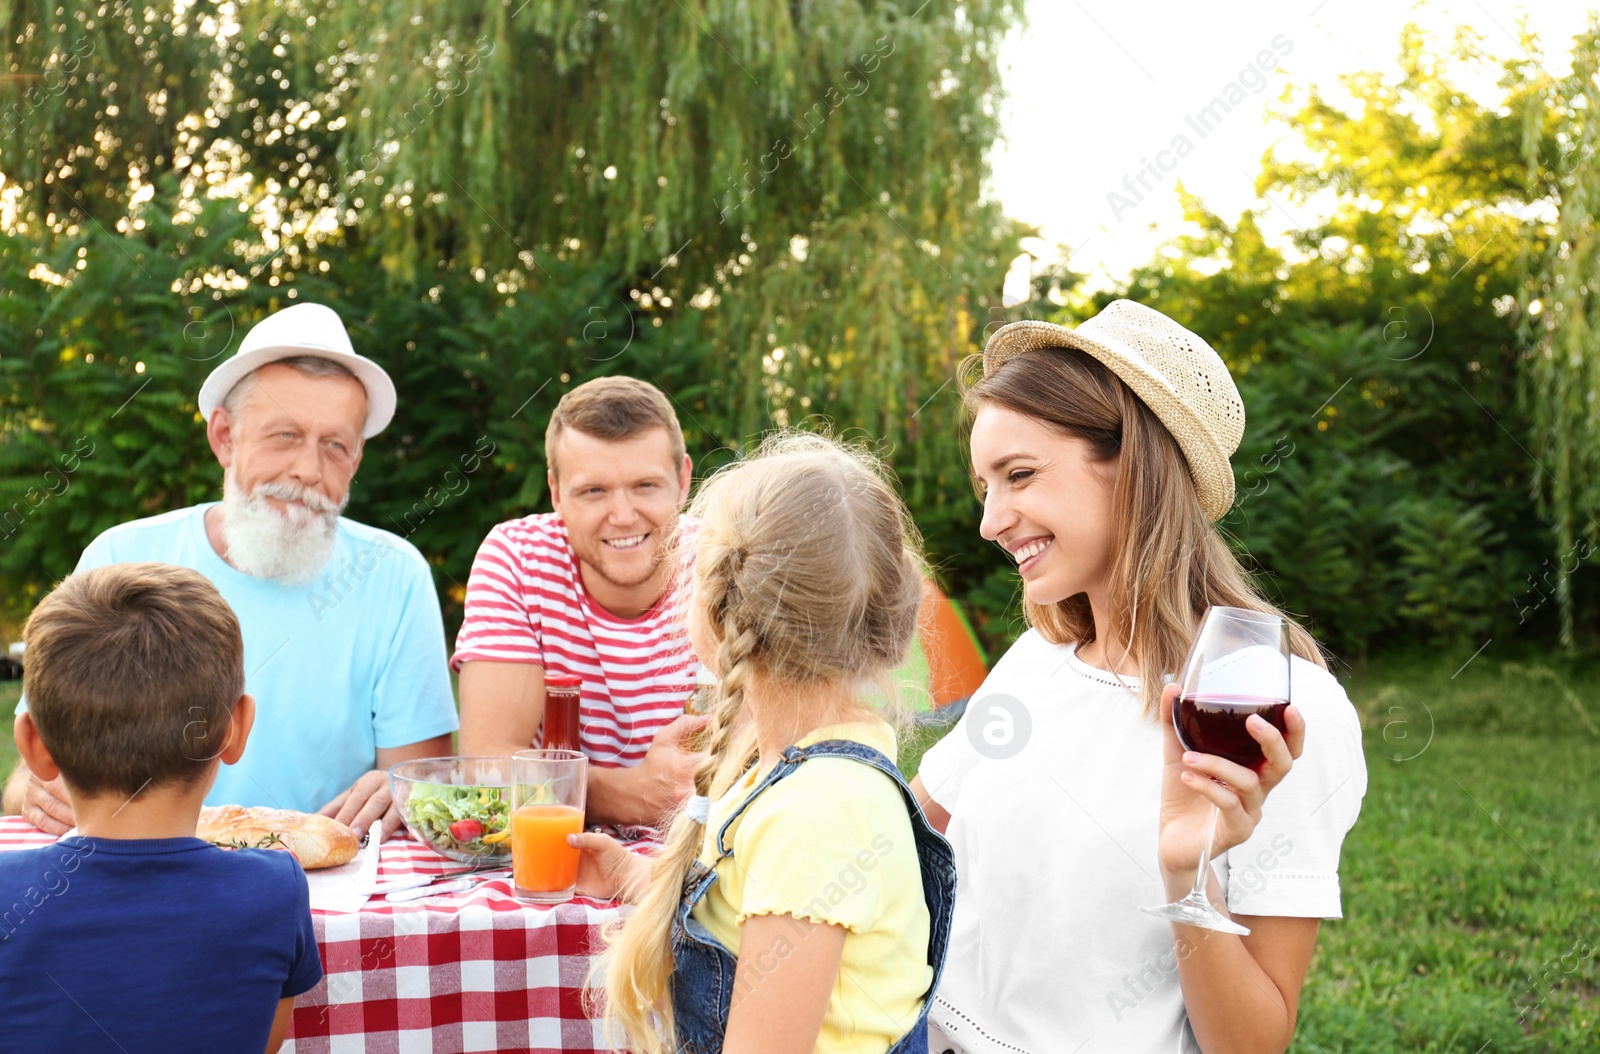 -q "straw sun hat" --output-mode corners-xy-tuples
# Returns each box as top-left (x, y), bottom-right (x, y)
(981, 300), (1245, 521)
(198, 302), (397, 438)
